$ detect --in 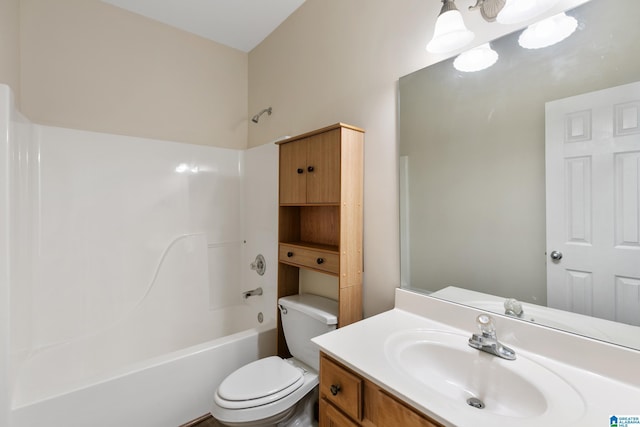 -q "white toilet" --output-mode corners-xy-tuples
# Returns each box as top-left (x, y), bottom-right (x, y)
(211, 294), (338, 426)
